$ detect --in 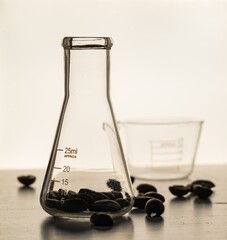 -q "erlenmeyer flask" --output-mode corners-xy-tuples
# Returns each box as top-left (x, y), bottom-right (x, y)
(40, 37), (134, 218)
